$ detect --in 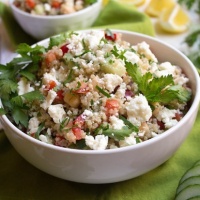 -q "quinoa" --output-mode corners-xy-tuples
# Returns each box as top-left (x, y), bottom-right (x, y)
(4, 30), (192, 150)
